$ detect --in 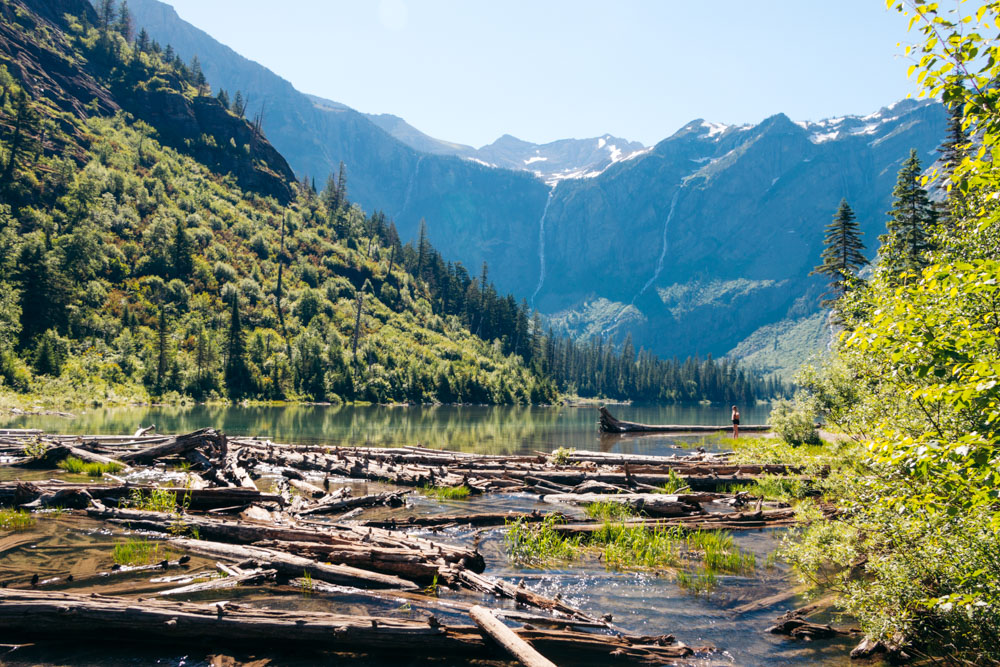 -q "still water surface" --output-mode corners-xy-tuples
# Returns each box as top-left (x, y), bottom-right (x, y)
(1, 403), (773, 454)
